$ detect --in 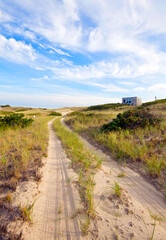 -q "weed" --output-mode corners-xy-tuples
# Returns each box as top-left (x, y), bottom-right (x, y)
(148, 211), (165, 240)
(117, 172), (125, 178)
(5, 194), (12, 202)
(19, 201), (35, 222)
(112, 182), (121, 198)
(79, 215), (90, 235)
(58, 207), (62, 214)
